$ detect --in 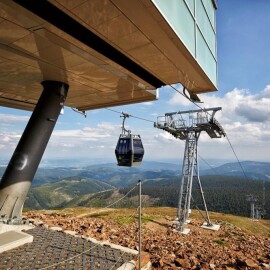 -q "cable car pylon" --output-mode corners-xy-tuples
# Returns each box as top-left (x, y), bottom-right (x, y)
(154, 107), (226, 233)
